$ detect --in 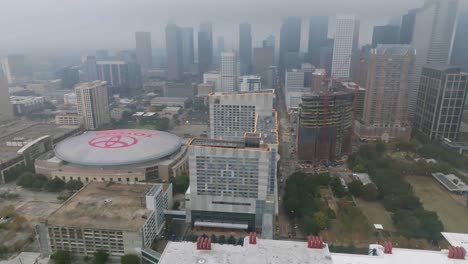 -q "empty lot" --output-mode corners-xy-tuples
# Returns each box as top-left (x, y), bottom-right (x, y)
(406, 175), (468, 233)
